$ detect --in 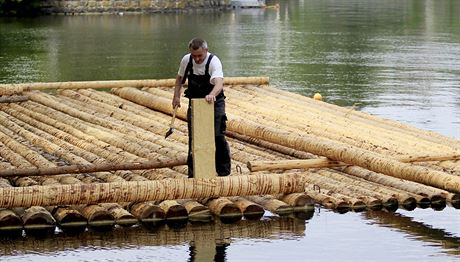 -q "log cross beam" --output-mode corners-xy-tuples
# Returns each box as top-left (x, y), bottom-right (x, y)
(0, 158), (187, 177)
